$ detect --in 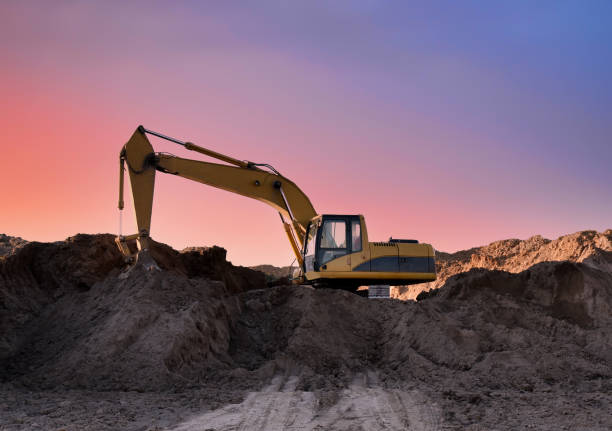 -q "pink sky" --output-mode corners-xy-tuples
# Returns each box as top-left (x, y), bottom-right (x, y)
(1, 2), (610, 266)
